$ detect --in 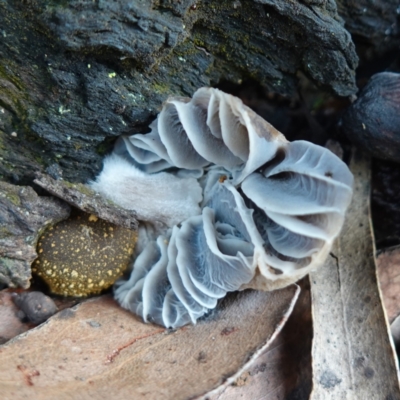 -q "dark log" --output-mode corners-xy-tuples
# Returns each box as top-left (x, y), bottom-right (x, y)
(337, 0), (399, 55)
(340, 72), (400, 162)
(0, 0), (358, 184)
